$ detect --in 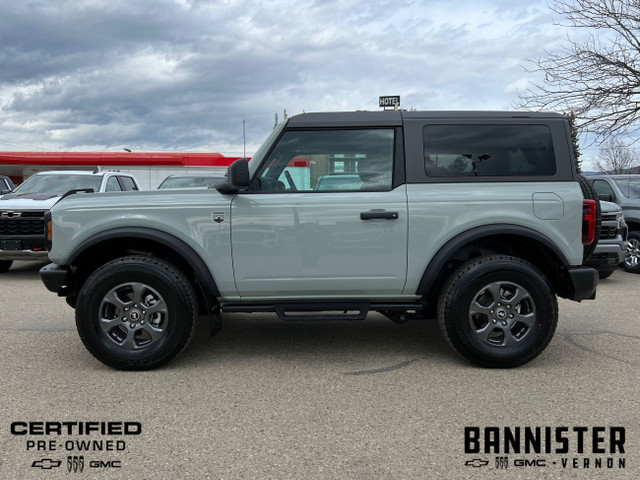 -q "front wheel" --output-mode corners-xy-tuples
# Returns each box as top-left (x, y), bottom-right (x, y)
(623, 231), (640, 273)
(0, 260), (13, 273)
(75, 256), (197, 370)
(438, 255), (558, 368)
(598, 269), (615, 280)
